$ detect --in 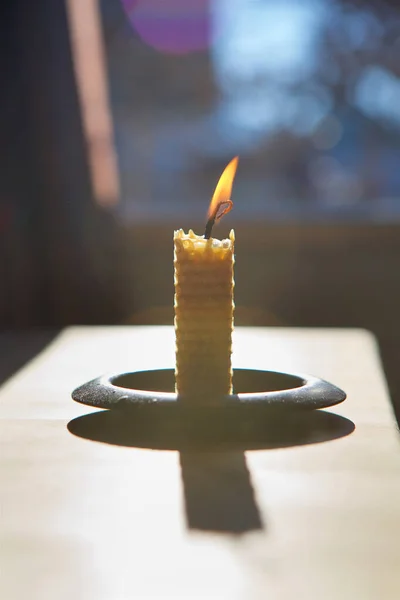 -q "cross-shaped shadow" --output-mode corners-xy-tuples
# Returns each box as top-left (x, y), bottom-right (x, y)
(68, 407), (354, 534)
